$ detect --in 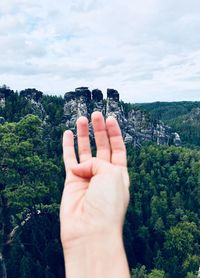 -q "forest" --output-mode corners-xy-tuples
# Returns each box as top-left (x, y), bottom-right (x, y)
(136, 101), (200, 148)
(0, 86), (200, 277)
